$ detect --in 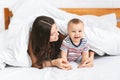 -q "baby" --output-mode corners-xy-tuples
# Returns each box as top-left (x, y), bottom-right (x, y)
(60, 18), (90, 69)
